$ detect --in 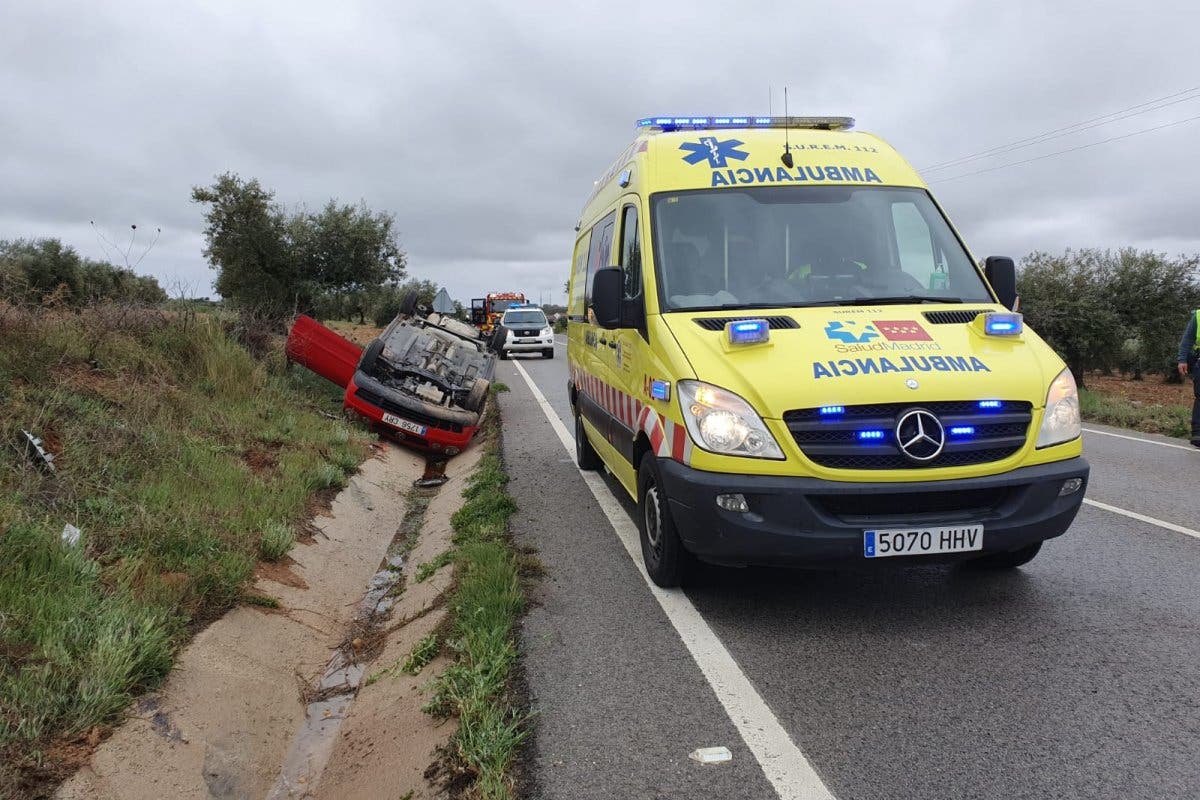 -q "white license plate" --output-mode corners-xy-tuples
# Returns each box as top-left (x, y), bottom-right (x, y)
(381, 412), (427, 436)
(864, 525), (983, 558)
